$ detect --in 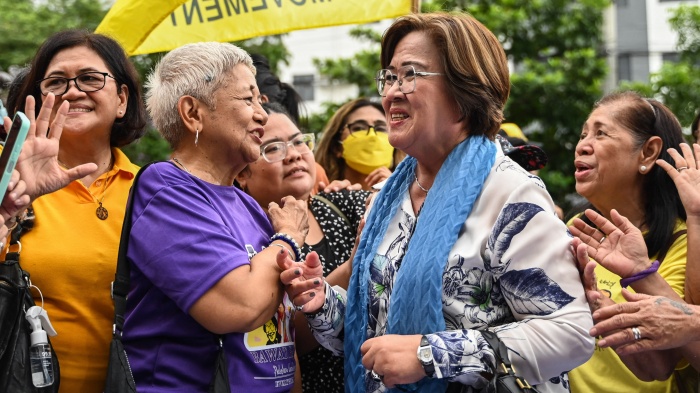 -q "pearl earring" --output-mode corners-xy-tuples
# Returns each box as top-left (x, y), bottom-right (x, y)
(640, 165), (647, 172)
